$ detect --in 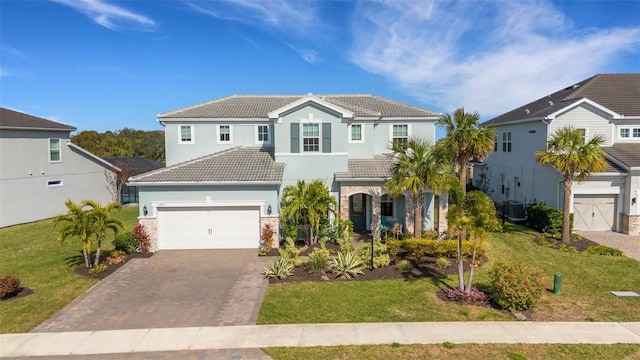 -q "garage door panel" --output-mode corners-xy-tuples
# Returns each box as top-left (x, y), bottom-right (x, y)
(573, 195), (616, 231)
(158, 206), (260, 250)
